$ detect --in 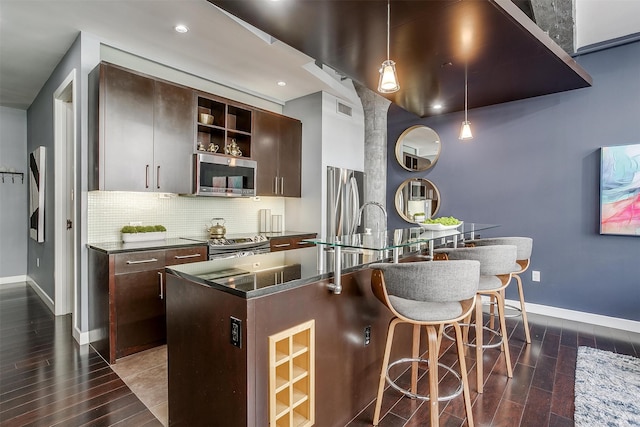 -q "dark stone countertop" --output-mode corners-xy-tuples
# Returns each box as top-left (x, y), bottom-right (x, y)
(166, 246), (385, 299)
(87, 238), (208, 254)
(87, 230), (317, 255)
